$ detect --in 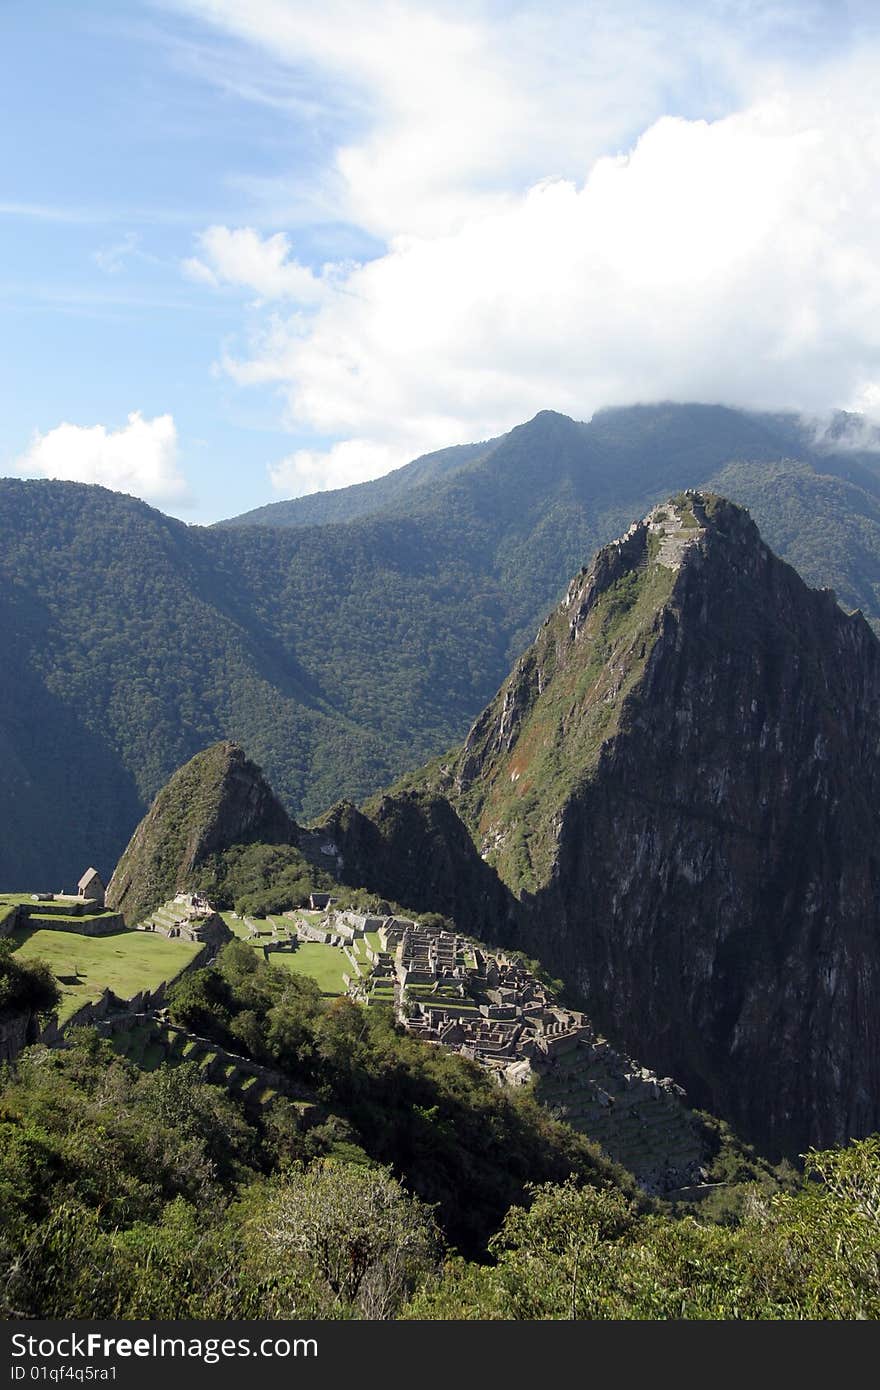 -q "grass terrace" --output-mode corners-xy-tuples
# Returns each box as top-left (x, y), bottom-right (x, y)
(267, 916), (296, 936)
(368, 981), (396, 1009)
(12, 926), (203, 1024)
(24, 911), (121, 935)
(219, 912), (253, 941)
(217, 912), (348, 995)
(0, 894), (107, 917)
(267, 942), (349, 996)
